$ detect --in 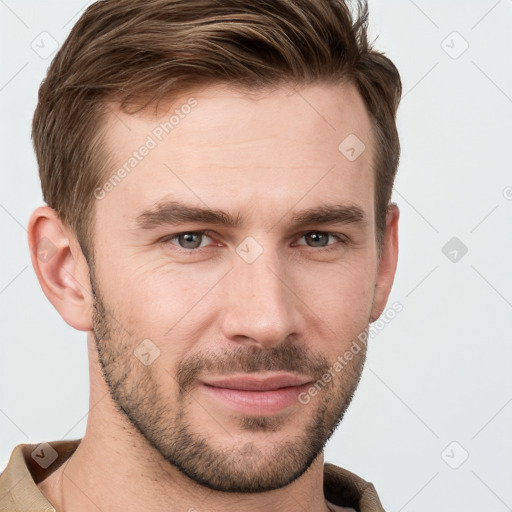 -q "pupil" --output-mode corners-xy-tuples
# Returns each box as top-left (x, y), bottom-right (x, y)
(181, 233), (201, 248)
(307, 232), (327, 247)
